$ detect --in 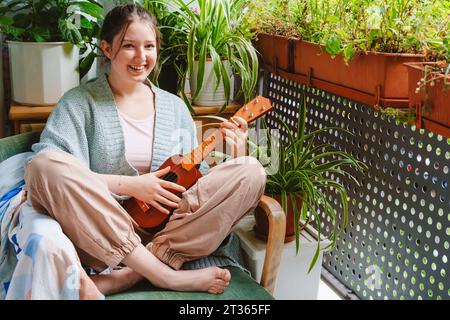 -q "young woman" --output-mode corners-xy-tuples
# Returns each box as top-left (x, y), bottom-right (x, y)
(23, 5), (266, 298)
